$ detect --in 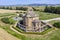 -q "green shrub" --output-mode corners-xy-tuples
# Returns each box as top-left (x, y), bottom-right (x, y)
(16, 7), (28, 11)
(53, 22), (60, 28)
(1, 17), (16, 24)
